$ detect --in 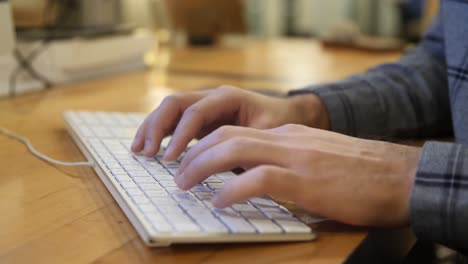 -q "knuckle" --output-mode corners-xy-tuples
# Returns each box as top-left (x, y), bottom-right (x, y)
(275, 124), (302, 133)
(215, 85), (244, 99)
(185, 104), (203, 117)
(284, 124), (302, 131)
(255, 166), (275, 184)
(226, 136), (251, 152)
(161, 94), (181, 107)
(212, 125), (235, 140)
(216, 85), (237, 94)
